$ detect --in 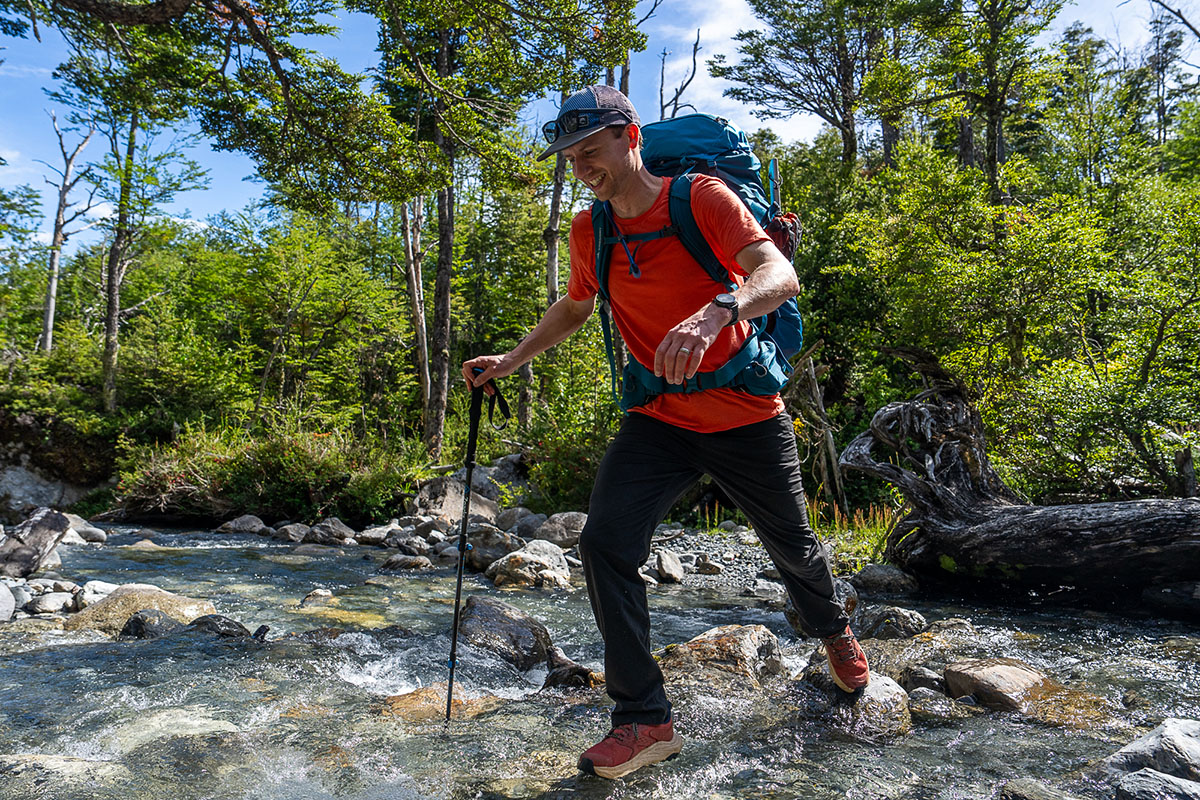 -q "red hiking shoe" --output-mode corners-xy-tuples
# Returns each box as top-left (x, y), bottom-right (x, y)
(824, 625), (870, 692)
(577, 719), (683, 779)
